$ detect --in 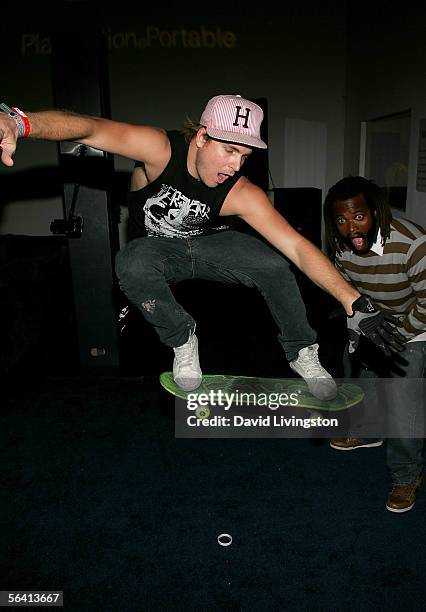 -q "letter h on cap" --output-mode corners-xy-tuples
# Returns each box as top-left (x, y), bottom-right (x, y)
(233, 106), (250, 128)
